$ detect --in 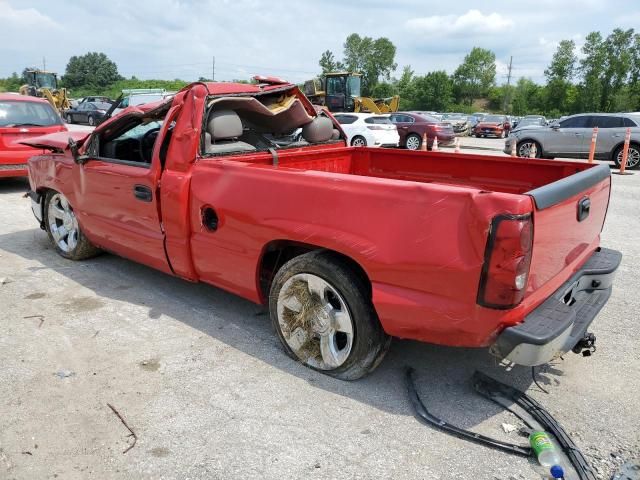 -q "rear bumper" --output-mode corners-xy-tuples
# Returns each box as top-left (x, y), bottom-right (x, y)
(490, 247), (622, 366)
